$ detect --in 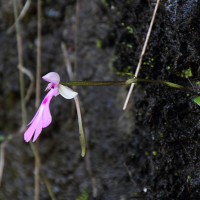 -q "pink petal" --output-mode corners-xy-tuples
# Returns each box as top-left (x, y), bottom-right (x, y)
(27, 105), (41, 125)
(32, 114), (43, 142)
(24, 105), (44, 142)
(24, 88), (58, 142)
(42, 72), (60, 85)
(24, 118), (38, 142)
(42, 88), (58, 127)
(28, 88), (56, 126)
(42, 97), (52, 128)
